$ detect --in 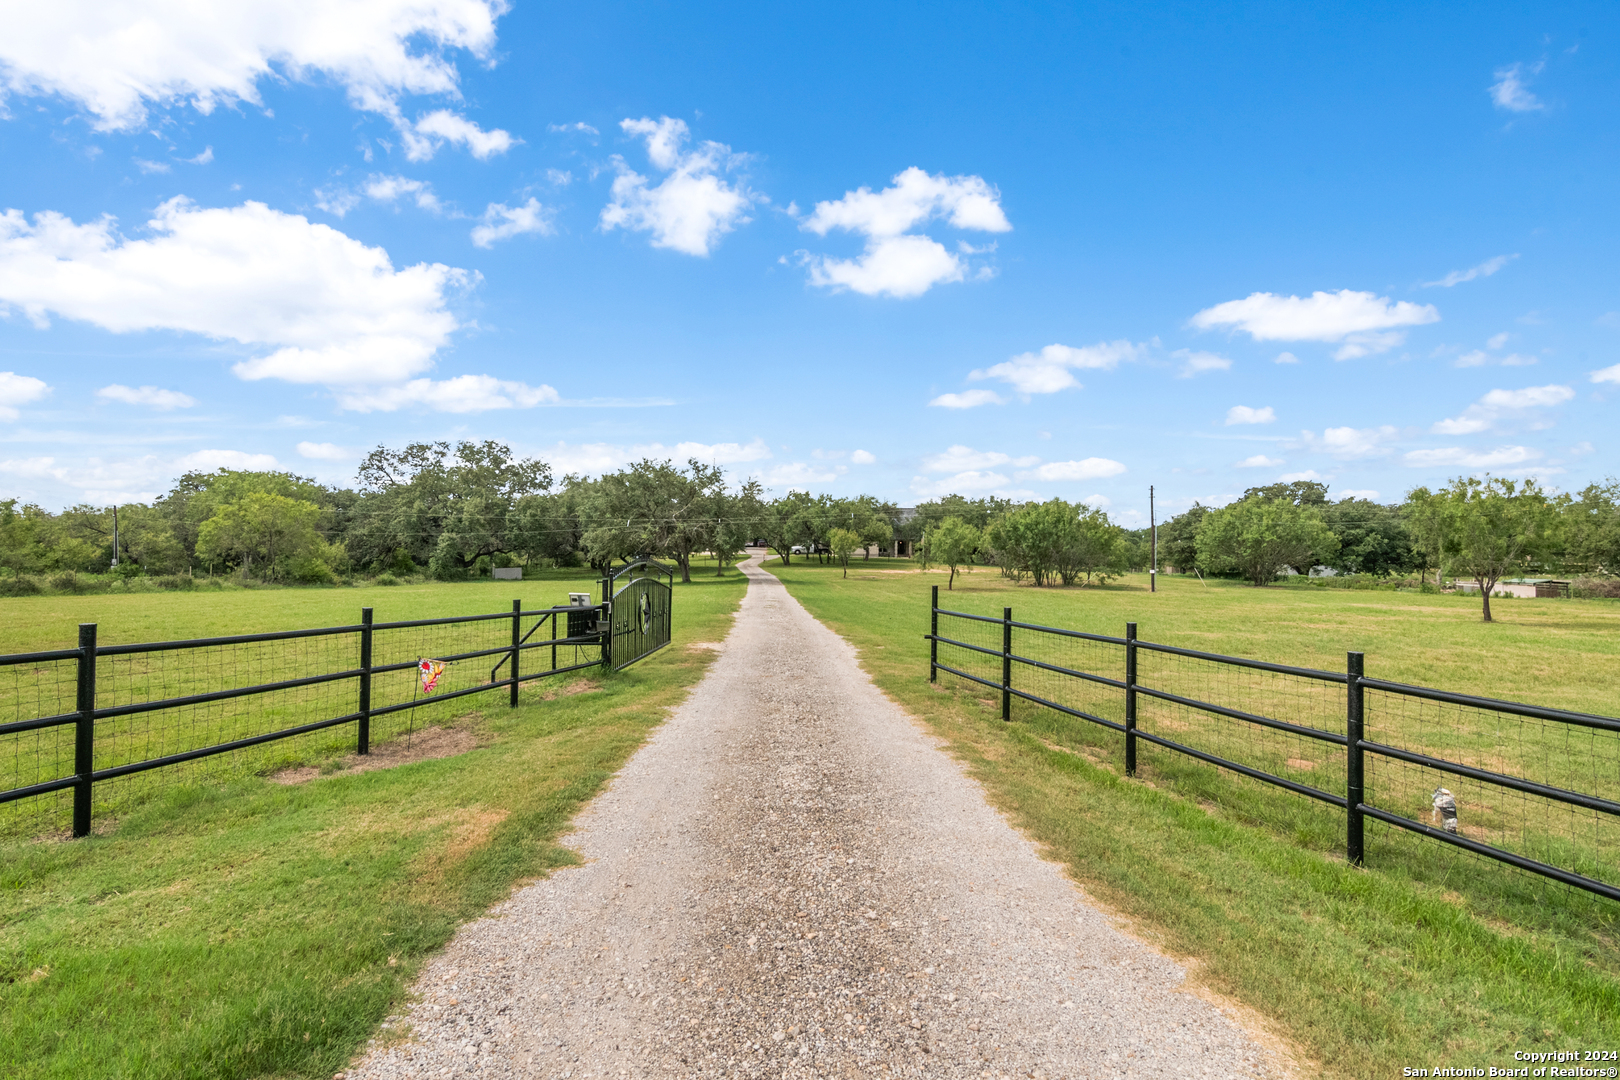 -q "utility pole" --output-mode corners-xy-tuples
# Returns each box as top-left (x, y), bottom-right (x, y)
(110, 505), (119, 569)
(1149, 486), (1156, 593)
